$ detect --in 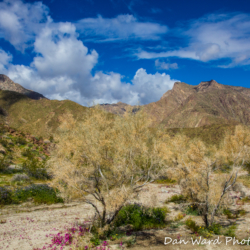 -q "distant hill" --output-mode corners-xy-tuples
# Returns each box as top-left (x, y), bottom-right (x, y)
(1, 74), (250, 143)
(0, 74), (46, 100)
(0, 74), (90, 137)
(101, 80), (250, 128)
